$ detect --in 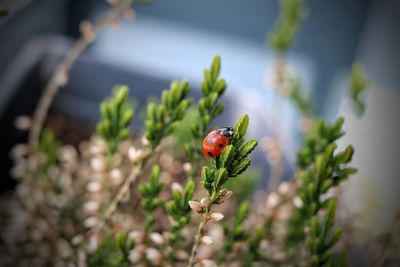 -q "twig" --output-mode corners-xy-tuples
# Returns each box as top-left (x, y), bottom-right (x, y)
(188, 212), (208, 267)
(91, 153), (150, 236)
(28, 1), (133, 151)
